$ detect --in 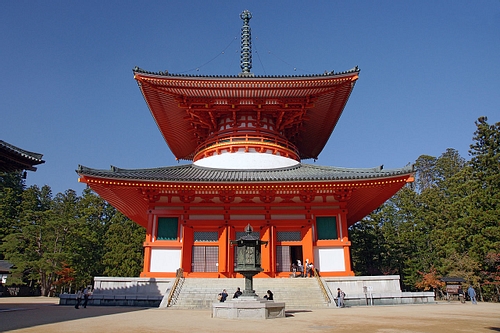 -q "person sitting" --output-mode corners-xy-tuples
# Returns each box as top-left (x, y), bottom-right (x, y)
(308, 262), (315, 277)
(218, 289), (228, 302)
(263, 290), (273, 301)
(291, 262), (298, 277)
(233, 287), (242, 299)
